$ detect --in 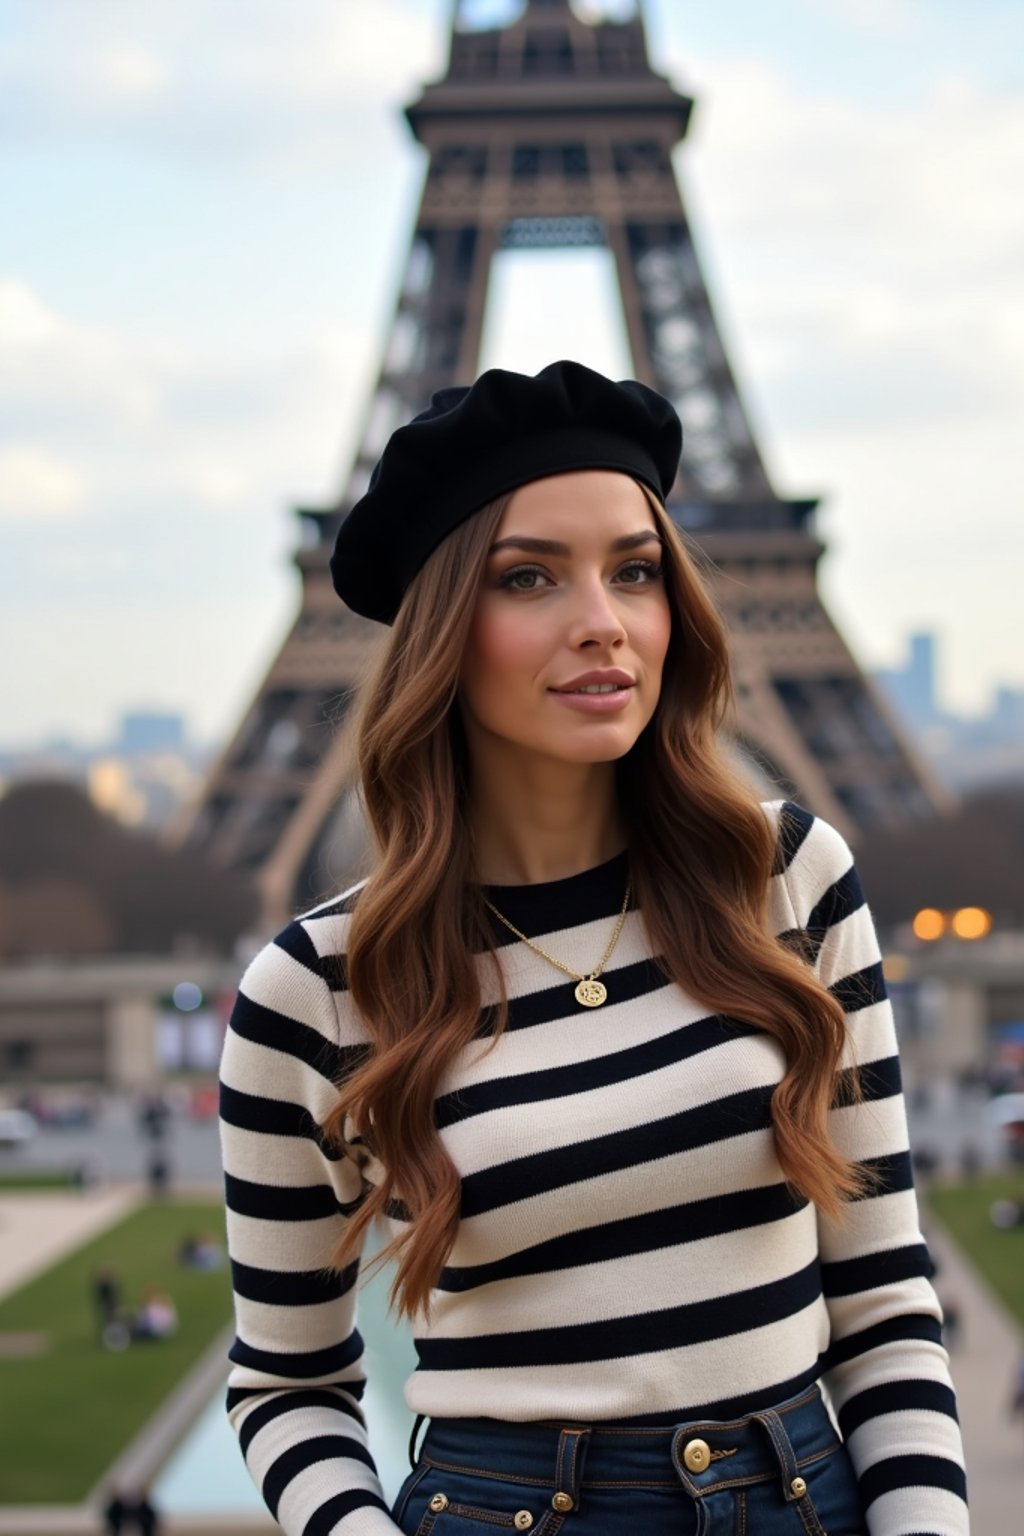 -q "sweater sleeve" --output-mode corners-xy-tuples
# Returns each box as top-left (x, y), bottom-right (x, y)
(775, 803), (969, 1536)
(219, 915), (399, 1536)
